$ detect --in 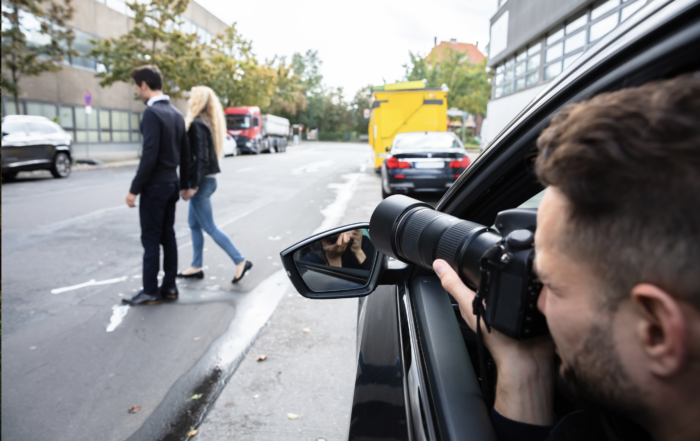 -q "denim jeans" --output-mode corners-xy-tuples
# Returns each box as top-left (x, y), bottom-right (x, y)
(189, 177), (245, 267)
(139, 181), (179, 293)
